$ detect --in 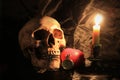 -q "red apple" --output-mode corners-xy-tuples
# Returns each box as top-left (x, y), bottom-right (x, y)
(61, 48), (85, 68)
